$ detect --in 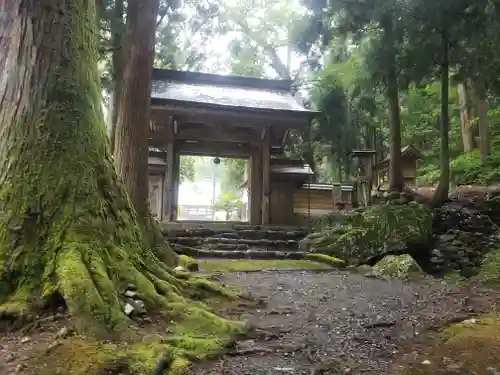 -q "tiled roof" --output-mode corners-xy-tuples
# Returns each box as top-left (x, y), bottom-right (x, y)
(151, 69), (314, 113)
